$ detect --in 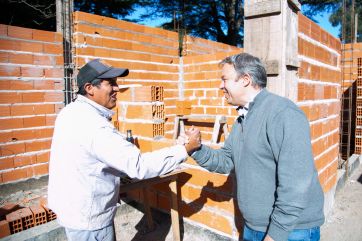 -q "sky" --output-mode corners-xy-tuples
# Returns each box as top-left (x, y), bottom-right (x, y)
(304, 8), (340, 39)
